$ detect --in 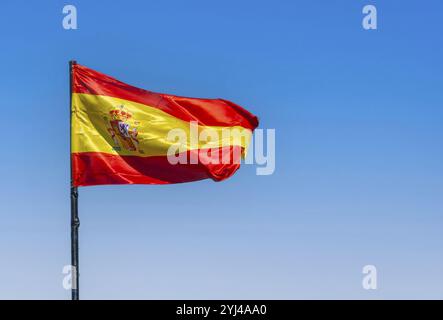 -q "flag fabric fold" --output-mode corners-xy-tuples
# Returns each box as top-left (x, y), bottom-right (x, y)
(71, 64), (259, 186)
